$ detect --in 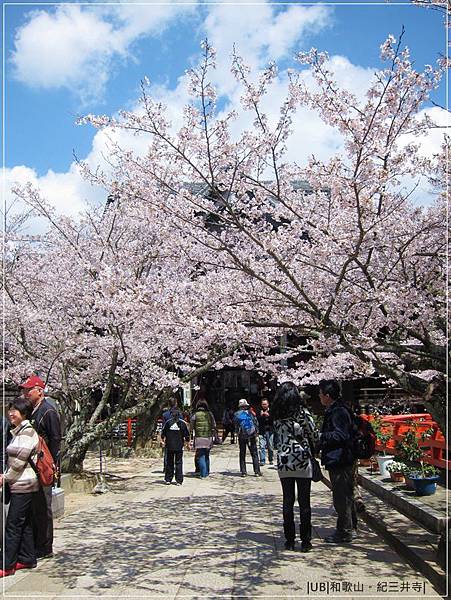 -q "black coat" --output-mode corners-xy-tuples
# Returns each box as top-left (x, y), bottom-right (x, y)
(257, 410), (274, 434)
(31, 399), (62, 463)
(161, 418), (190, 451)
(319, 400), (354, 470)
(1, 416), (11, 473)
